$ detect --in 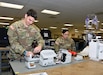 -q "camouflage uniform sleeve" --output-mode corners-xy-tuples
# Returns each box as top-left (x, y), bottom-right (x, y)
(34, 27), (44, 48)
(7, 24), (25, 55)
(54, 38), (60, 53)
(71, 39), (76, 51)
